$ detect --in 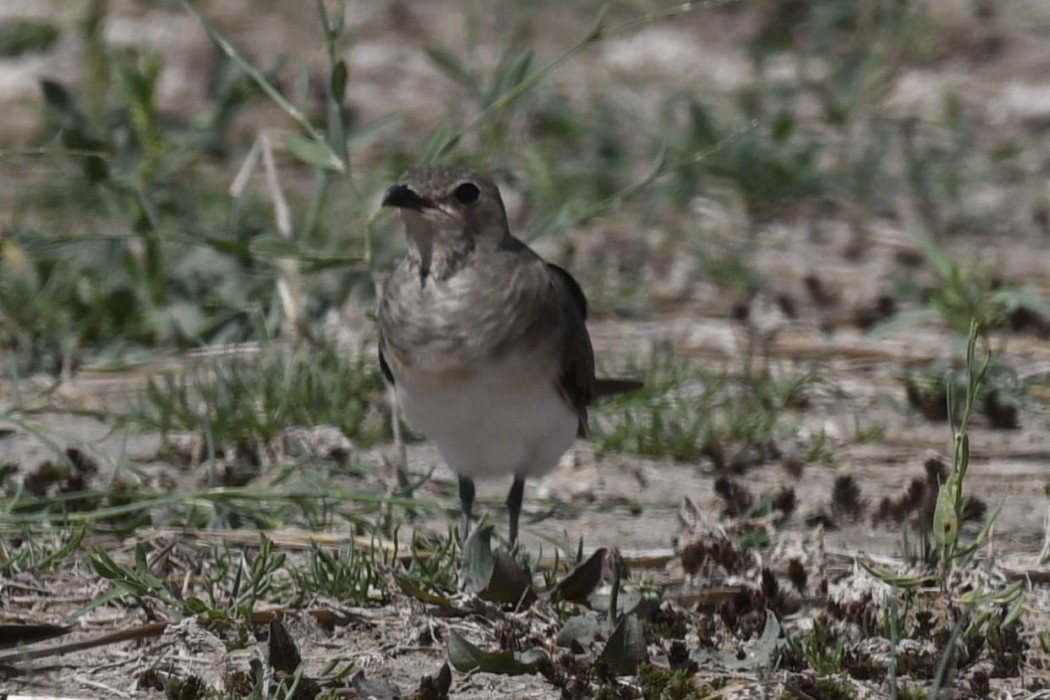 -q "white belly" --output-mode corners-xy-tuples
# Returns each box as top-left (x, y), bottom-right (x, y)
(394, 361), (579, 481)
